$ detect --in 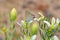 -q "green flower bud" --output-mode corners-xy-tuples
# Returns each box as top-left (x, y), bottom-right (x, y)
(50, 25), (55, 29)
(10, 8), (17, 22)
(31, 22), (39, 35)
(40, 16), (44, 20)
